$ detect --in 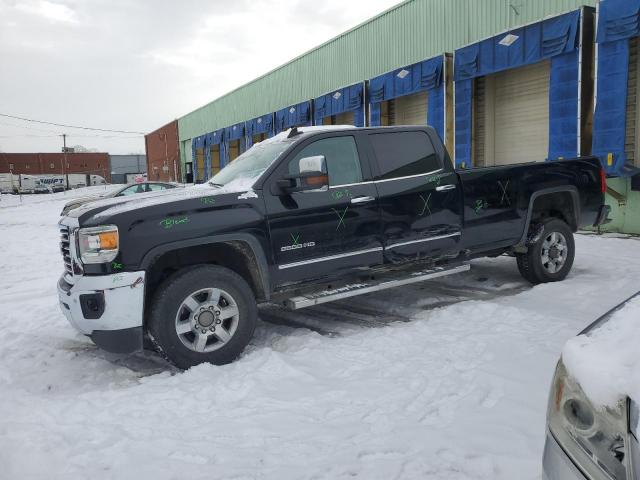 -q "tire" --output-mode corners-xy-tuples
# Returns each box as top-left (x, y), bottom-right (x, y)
(516, 218), (575, 285)
(148, 265), (257, 369)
